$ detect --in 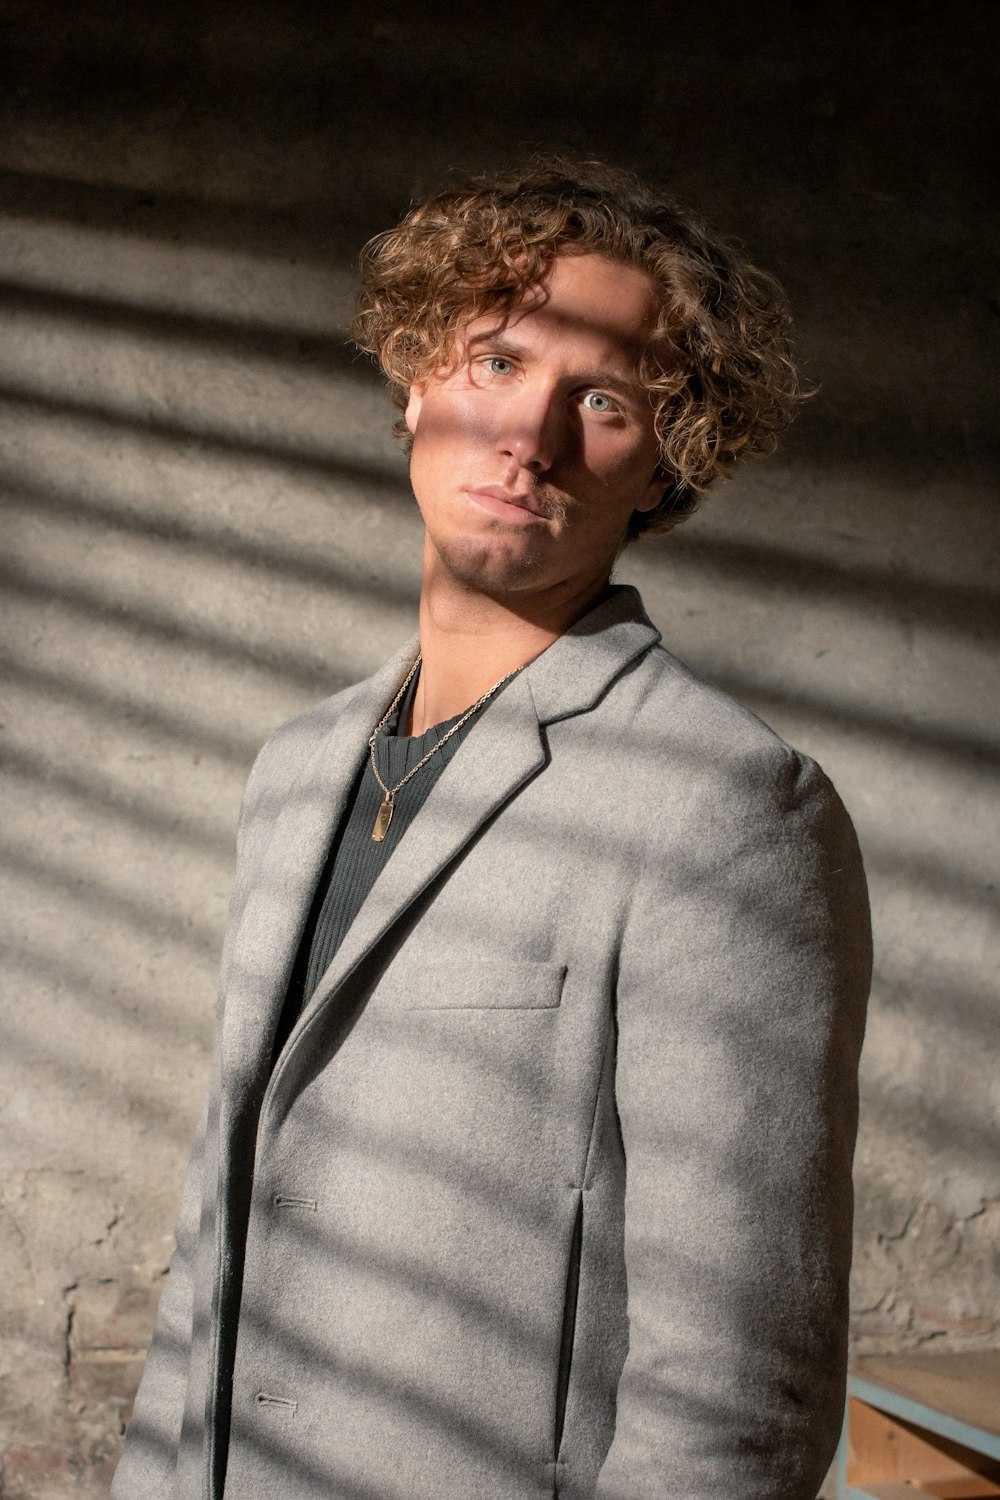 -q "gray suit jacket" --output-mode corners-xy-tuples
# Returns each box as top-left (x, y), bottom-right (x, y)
(113, 586), (871, 1500)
